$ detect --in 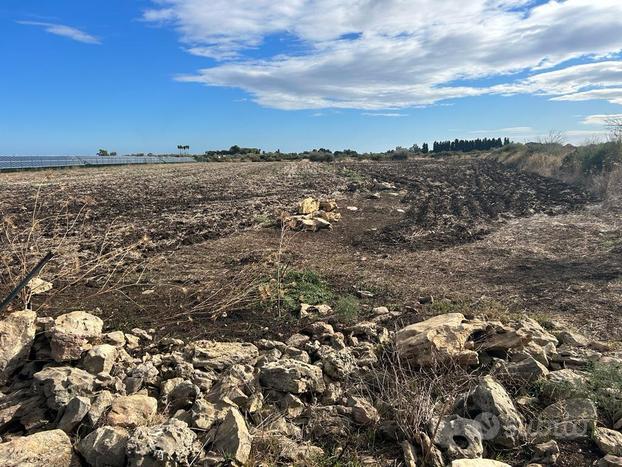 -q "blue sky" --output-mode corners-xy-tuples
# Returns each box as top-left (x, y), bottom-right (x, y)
(2, 0), (622, 155)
